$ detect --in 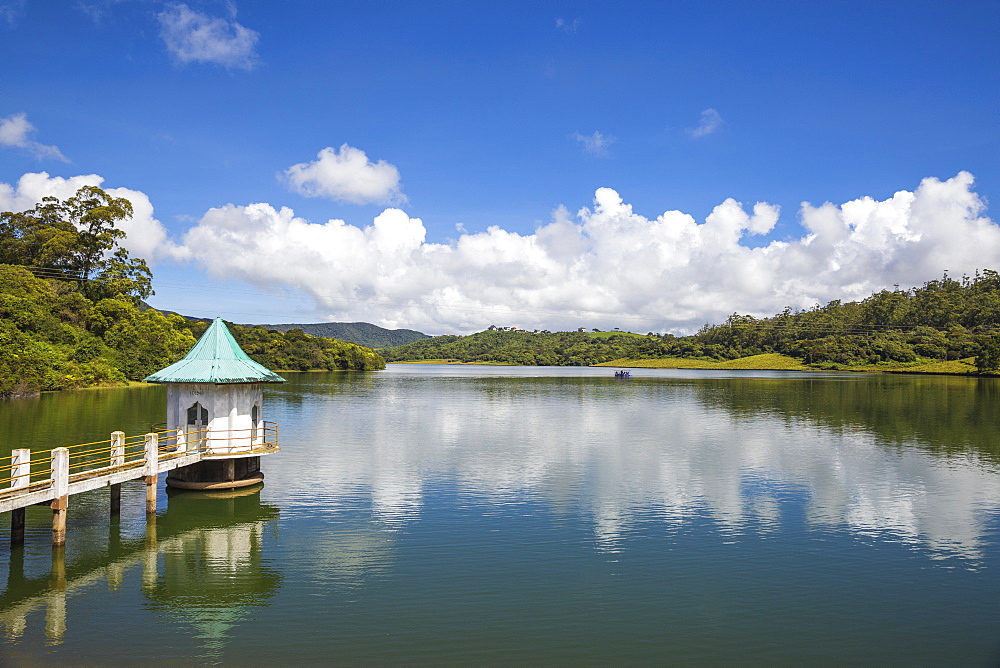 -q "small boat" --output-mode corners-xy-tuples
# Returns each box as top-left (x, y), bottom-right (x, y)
(614, 370), (631, 379)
